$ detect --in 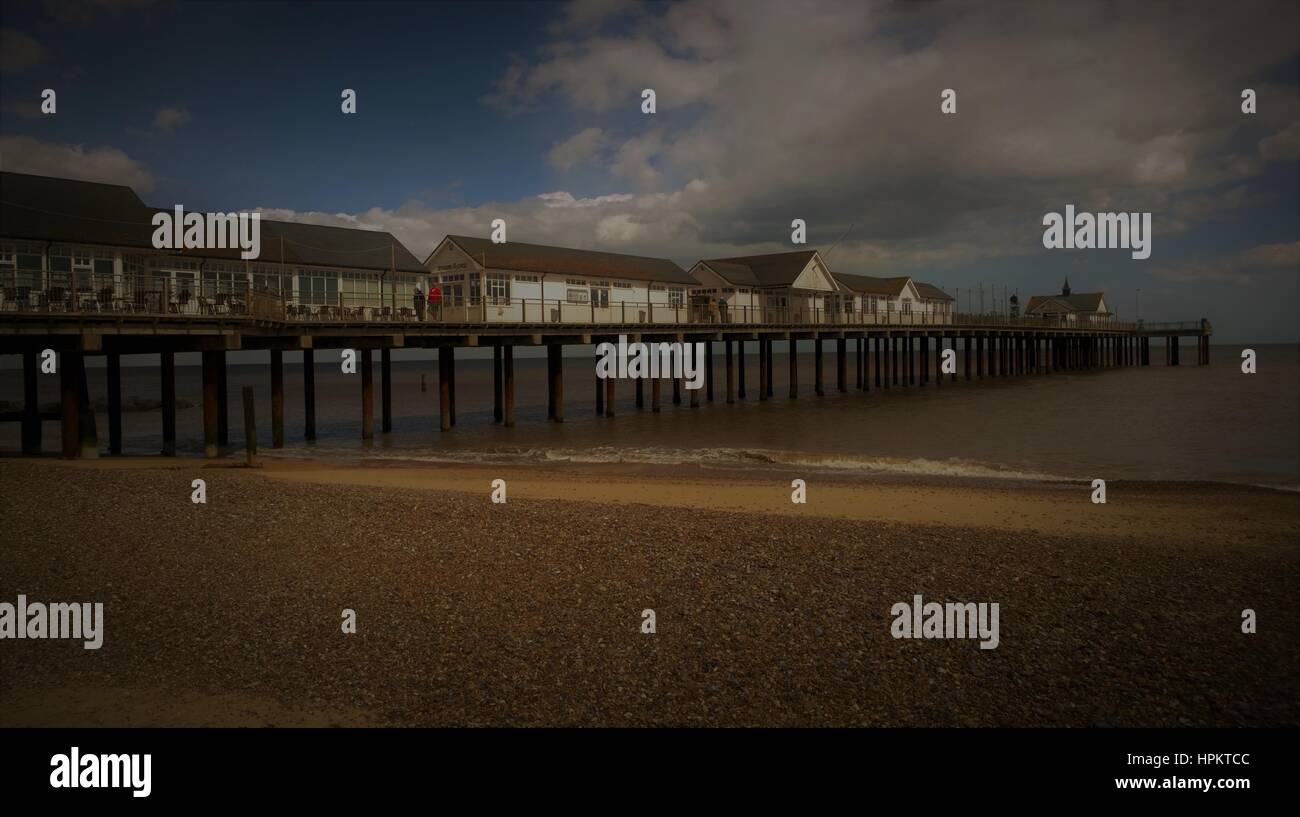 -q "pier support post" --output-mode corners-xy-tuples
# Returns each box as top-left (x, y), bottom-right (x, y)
(759, 338), (769, 398)
(503, 345), (515, 428)
(361, 348), (374, 440)
(216, 351), (229, 446)
(595, 348), (605, 416)
(963, 336), (971, 381)
(673, 372), (682, 405)
(977, 336), (984, 378)
(606, 373), (615, 417)
(920, 335), (928, 386)
(21, 349), (41, 455)
(439, 347), (452, 431)
(788, 338), (798, 398)
(494, 346), (503, 423)
(381, 348), (392, 433)
(814, 338), (824, 396)
(547, 344), (563, 421)
(863, 338), (870, 392)
(303, 349), (316, 440)
(726, 340), (735, 404)
(690, 375), (700, 408)
(705, 341), (714, 402)
(652, 375), (662, 412)
(60, 351), (82, 459)
(271, 348), (285, 447)
(759, 338), (768, 400)
(448, 346), (457, 425)
(837, 337), (847, 393)
(76, 354), (97, 457)
(107, 351), (122, 455)
(636, 376), (644, 409)
(161, 351), (176, 456)
(202, 350), (219, 458)
(737, 340), (746, 399)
